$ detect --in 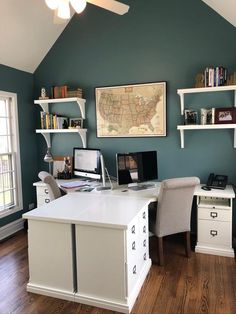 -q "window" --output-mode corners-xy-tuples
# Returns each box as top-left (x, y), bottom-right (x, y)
(0, 91), (22, 217)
